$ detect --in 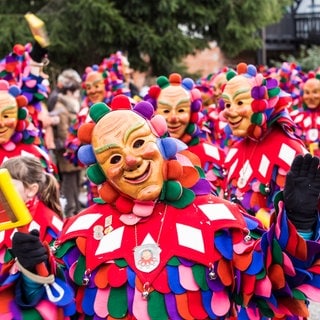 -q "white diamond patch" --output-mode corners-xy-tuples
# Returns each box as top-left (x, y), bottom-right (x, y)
(66, 213), (103, 234)
(96, 226), (124, 255)
(279, 143), (296, 166)
(198, 203), (236, 221)
(176, 223), (204, 253)
(258, 154), (270, 178)
(203, 143), (220, 160)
